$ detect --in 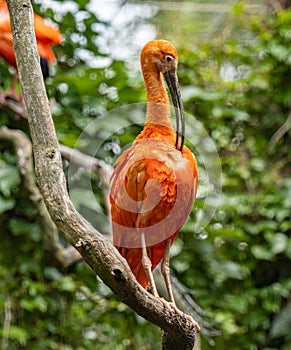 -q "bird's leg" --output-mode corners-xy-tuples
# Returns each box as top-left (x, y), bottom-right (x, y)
(141, 232), (159, 298)
(161, 238), (175, 304)
(161, 238), (201, 333)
